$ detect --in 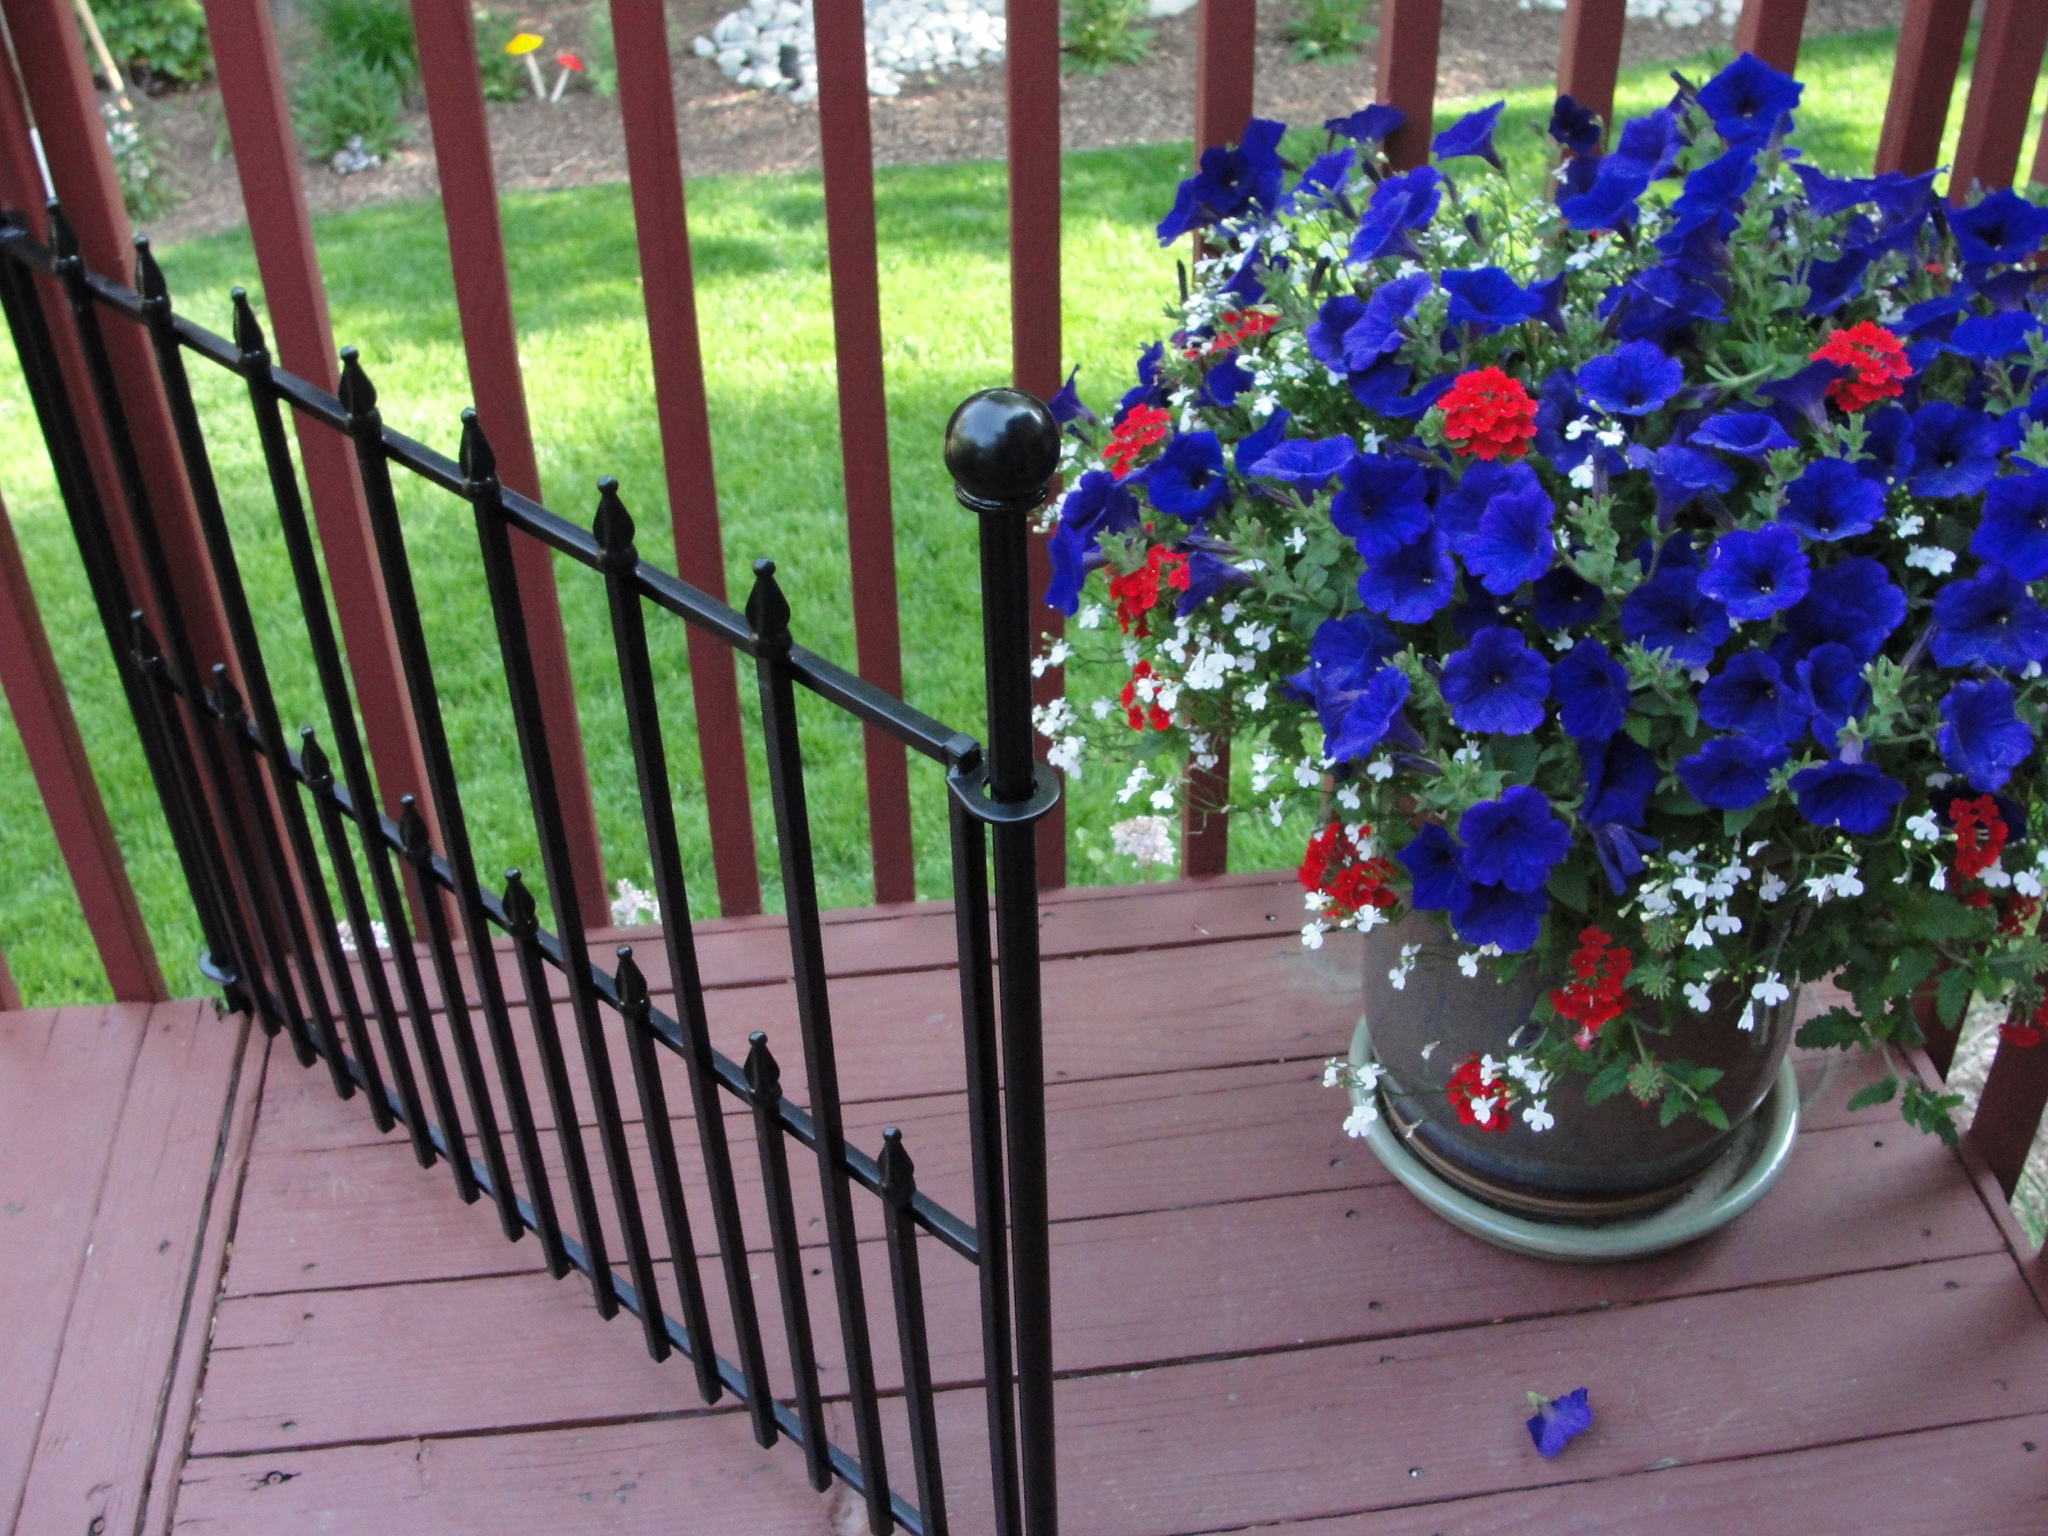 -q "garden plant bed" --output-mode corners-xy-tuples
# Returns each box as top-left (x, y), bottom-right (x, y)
(131, 0), (1906, 244)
